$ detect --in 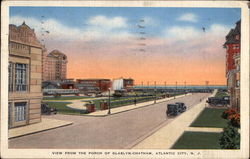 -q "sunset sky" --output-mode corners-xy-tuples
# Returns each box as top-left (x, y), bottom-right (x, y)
(10, 7), (241, 85)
